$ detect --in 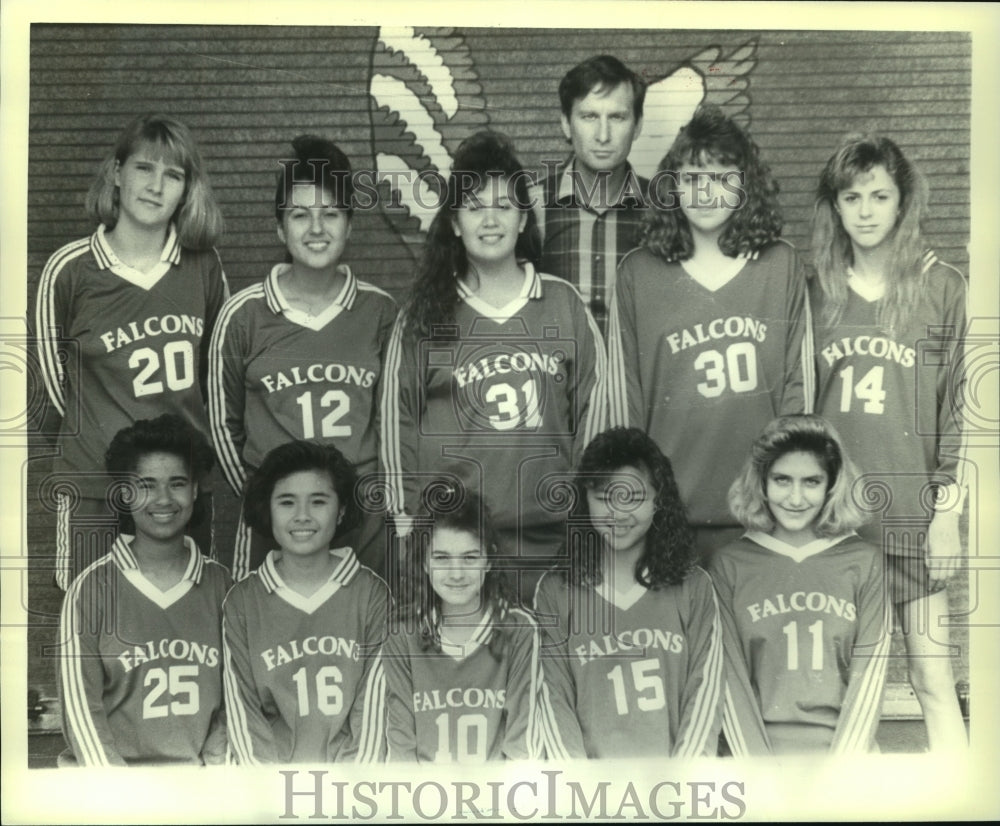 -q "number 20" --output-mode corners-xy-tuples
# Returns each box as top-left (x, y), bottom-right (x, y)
(129, 342), (195, 398)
